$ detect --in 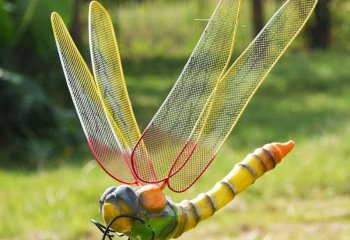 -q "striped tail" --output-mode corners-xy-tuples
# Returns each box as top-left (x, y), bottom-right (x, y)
(173, 141), (295, 238)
